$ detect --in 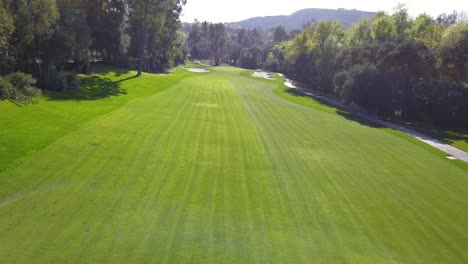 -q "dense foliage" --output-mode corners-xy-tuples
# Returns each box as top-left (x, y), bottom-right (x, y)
(187, 23), (290, 69)
(0, 72), (41, 104)
(0, 0), (186, 101)
(270, 7), (468, 128)
(186, 6), (467, 128)
(187, 21), (229, 66)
